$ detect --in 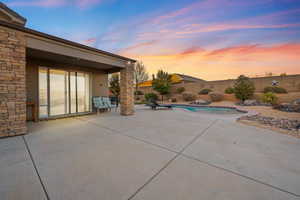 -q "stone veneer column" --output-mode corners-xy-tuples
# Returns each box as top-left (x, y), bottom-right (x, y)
(120, 61), (134, 116)
(0, 27), (27, 137)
